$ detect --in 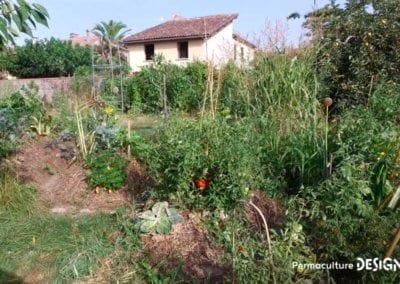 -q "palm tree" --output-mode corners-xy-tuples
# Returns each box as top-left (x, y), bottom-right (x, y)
(92, 20), (130, 59)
